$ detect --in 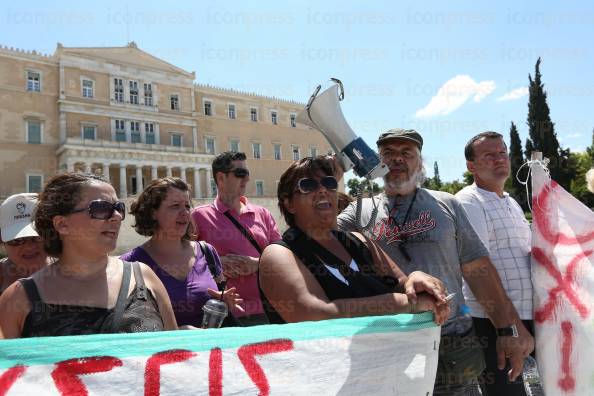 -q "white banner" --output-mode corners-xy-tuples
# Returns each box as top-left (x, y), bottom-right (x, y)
(0, 313), (440, 395)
